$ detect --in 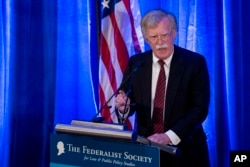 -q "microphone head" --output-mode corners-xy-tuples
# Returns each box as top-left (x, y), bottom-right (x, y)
(93, 105), (112, 123)
(92, 115), (105, 123)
